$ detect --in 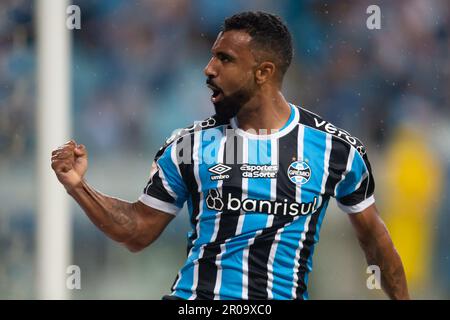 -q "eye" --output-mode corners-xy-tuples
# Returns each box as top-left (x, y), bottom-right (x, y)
(217, 53), (231, 63)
